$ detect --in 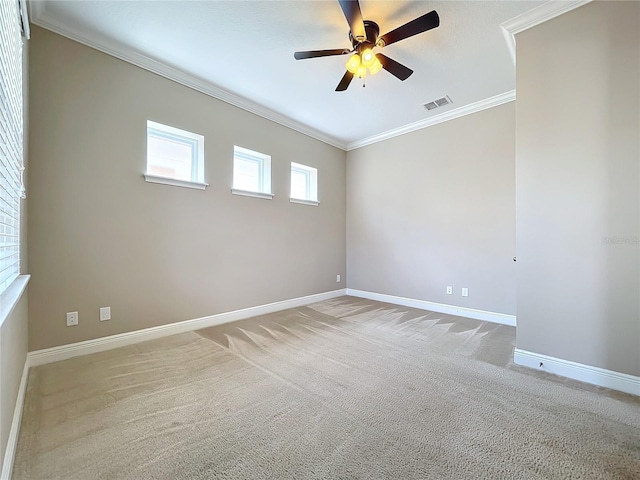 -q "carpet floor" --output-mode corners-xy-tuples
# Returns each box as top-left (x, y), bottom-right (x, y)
(13, 296), (640, 479)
